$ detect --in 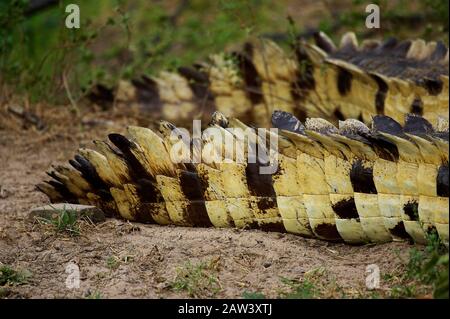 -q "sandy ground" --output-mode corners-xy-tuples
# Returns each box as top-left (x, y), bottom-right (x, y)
(0, 106), (417, 299)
